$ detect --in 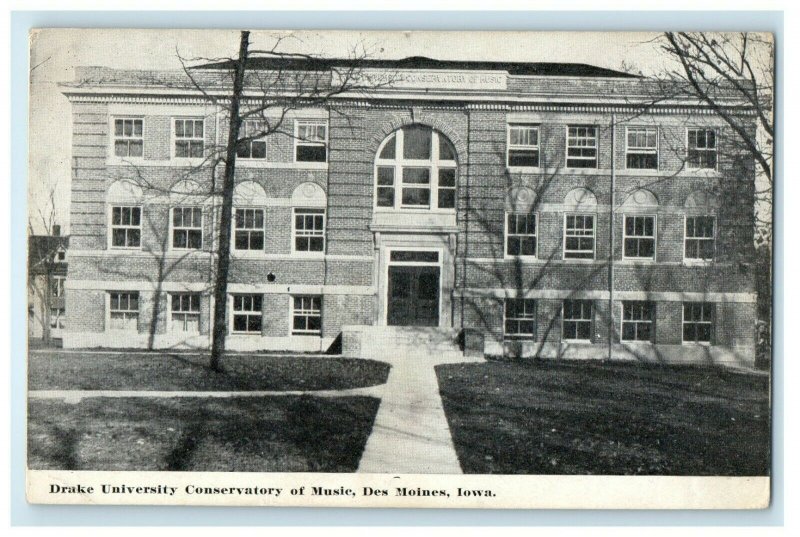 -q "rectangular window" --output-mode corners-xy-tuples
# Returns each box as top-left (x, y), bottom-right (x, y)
(685, 216), (715, 261)
(171, 293), (200, 334)
(504, 298), (536, 339)
(50, 308), (65, 330)
(621, 301), (655, 342)
(174, 118), (204, 158)
(172, 207), (202, 250)
(401, 167), (431, 208)
(232, 294), (262, 334)
(109, 291), (138, 331)
(507, 125), (540, 167)
(295, 121), (328, 162)
(687, 128), (717, 169)
(506, 213), (537, 257)
(376, 166), (395, 207)
(562, 300), (593, 341)
(237, 120), (267, 159)
(234, 208), (264, 251)
(567, 126), (598, 168)
(564, 215), (595, 259)
(626, 127), (658, 169)
(110, 206), (141, 248)
(437, 168), (457, 209)
(623, 215), (656, 260)
(50, 276), (65, 298)
(293, 208), (325, 253)
(292, 296), (322, 335)
(683, 302), (714, 343)
(113, 118), (143, 158)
